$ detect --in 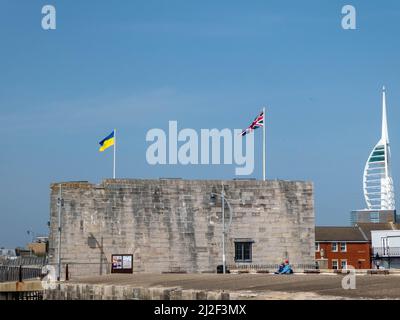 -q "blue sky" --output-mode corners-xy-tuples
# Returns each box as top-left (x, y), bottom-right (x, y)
(1, 1), (400, 247)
